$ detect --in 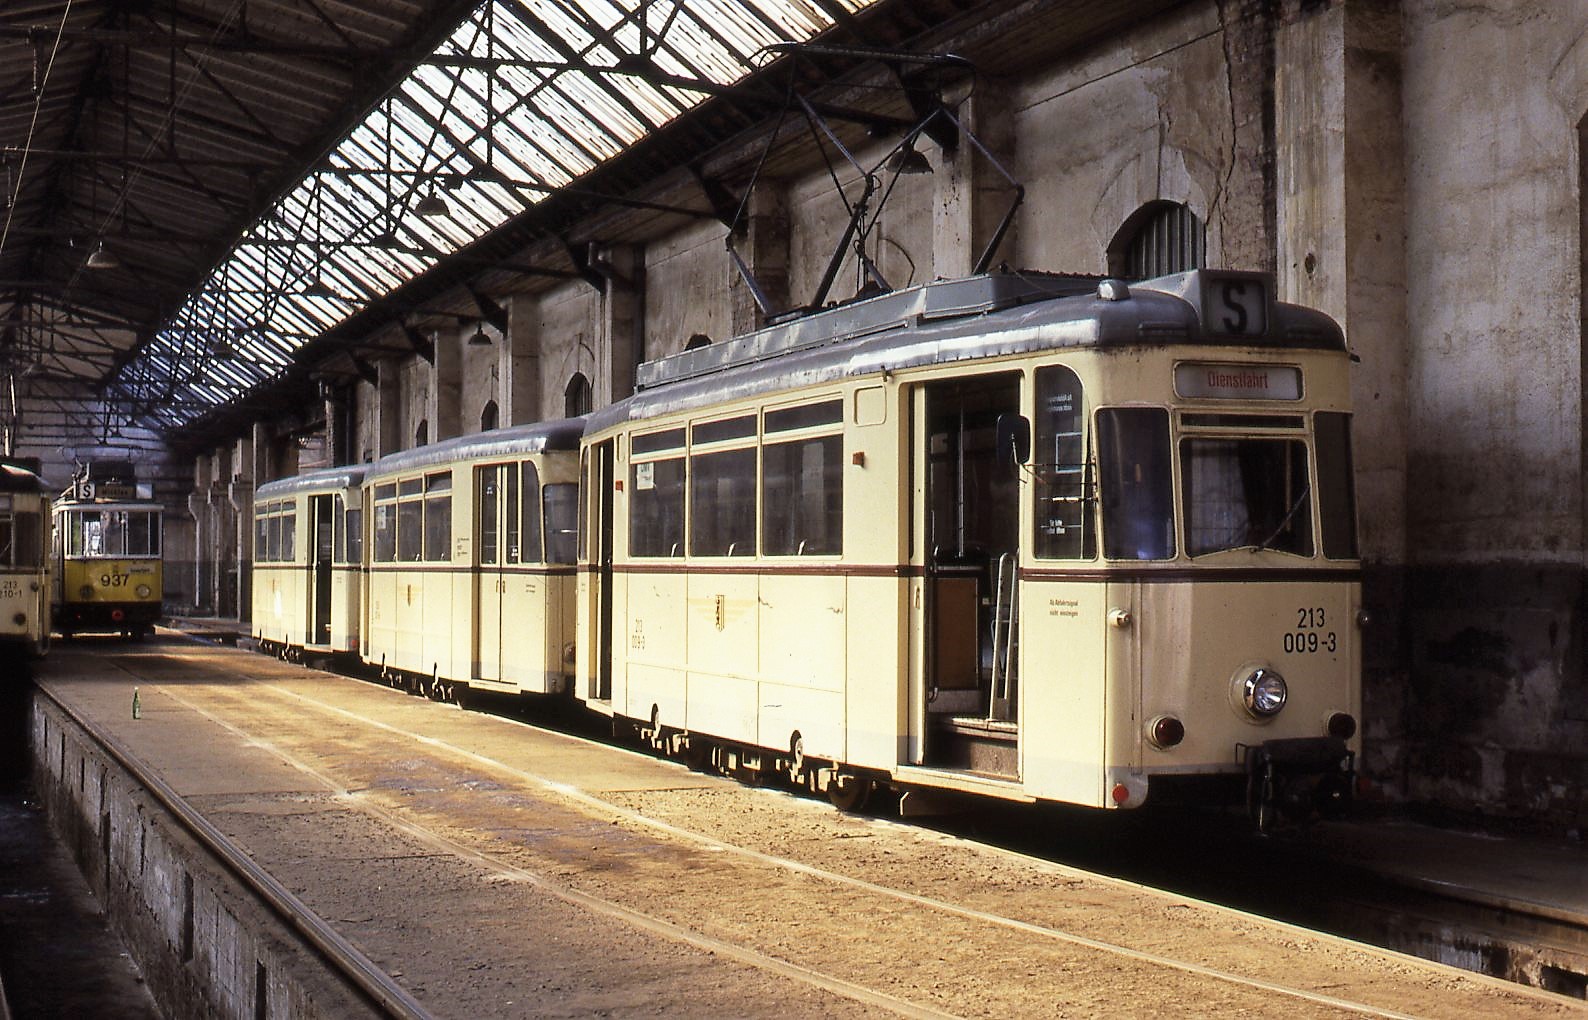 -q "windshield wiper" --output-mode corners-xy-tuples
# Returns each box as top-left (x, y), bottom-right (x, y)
(1254, 485), (1311, 552)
